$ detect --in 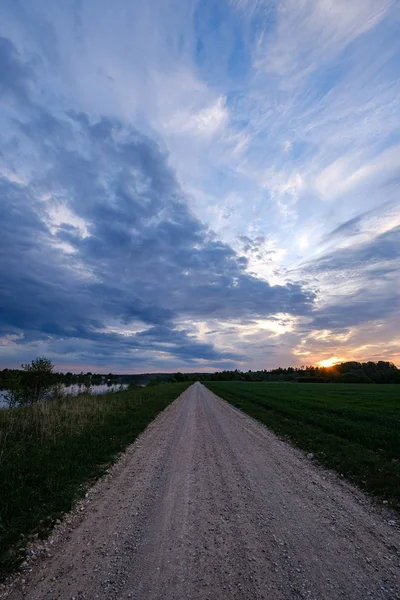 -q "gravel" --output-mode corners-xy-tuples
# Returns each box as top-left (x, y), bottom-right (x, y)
(1, 382), (400, 599)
